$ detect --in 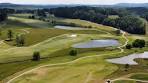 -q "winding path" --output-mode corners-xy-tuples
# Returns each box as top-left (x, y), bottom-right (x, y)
(112, 77), (148, 83)
(111, 73), (148, 83)
(6, 31), (128, 83)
